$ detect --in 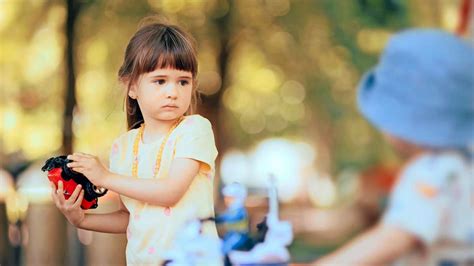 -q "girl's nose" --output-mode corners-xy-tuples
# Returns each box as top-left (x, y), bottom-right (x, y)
(165, 84), (178, 99)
